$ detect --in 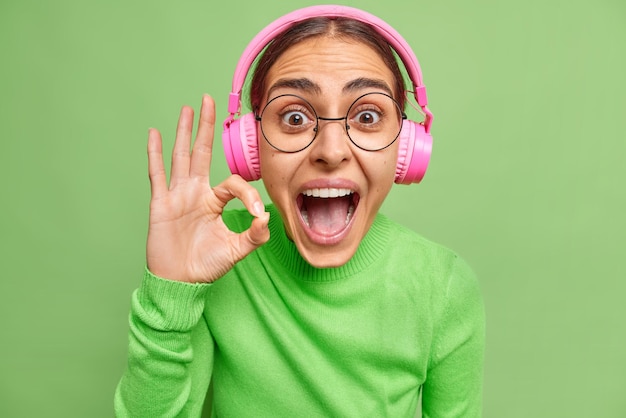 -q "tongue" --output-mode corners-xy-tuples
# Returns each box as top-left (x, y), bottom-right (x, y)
(304, 196), (351, 235)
